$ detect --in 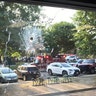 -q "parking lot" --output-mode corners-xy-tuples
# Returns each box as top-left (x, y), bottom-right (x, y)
(0, 72), (96, 96)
